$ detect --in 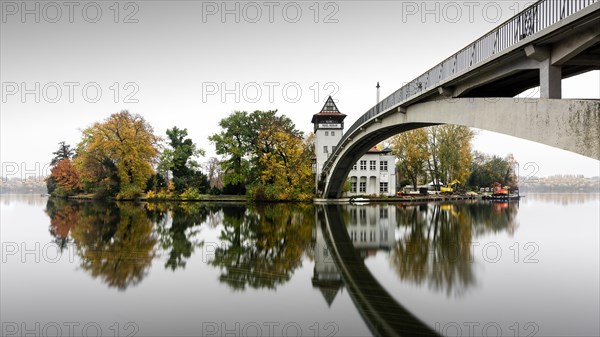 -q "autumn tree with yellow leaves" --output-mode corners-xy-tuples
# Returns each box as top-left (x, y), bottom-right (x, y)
(255, 128), (314, 200)
(391, 125), (475, 190)
(73, 111), (160, 199)
(390, 128), (429, 191)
